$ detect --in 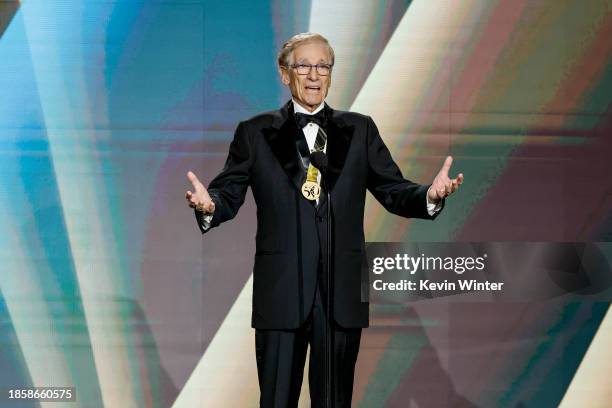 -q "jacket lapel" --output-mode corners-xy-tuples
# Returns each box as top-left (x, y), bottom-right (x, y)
(262, 102), (305, 195)
(316, 105), (354, 210)
(324, 104), (354, 193)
